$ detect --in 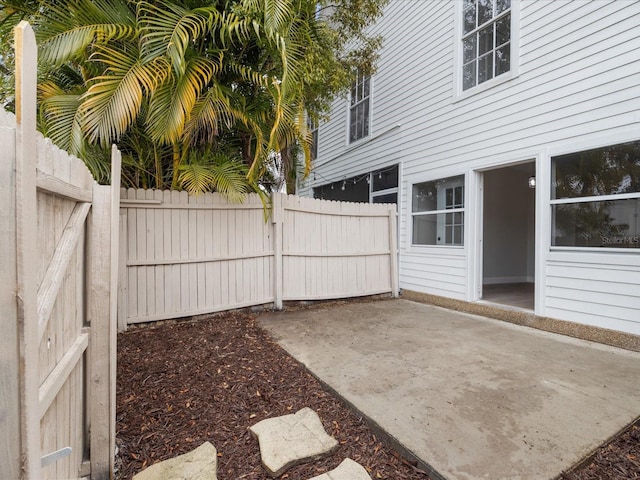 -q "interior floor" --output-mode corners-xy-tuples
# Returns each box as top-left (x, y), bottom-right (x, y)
(482, 283), (534, 310)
